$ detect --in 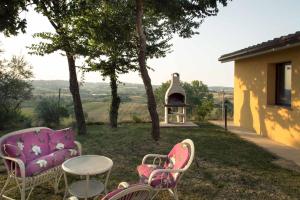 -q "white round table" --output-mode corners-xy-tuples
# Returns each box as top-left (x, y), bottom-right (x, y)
(62, 155), (113, 200)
